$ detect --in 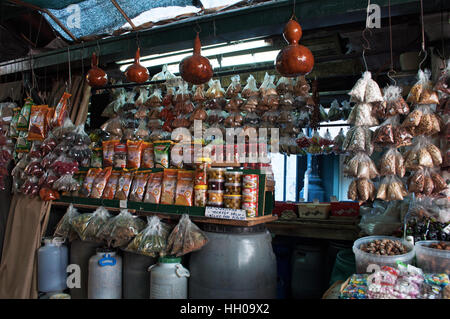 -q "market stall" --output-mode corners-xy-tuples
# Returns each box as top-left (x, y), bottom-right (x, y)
(0, 0), (448, 301)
